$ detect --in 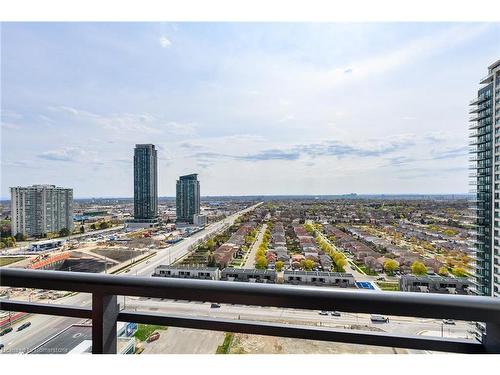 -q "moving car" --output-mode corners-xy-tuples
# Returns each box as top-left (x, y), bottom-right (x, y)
(211, 303), (221, 308)
(318, 311), (329, 316)
(330, 311), (341, 317)
(370, 315), (389, 323)
(442, 319), (456, 325)
(0, 327), (13, 336)
(17, 322), (31, 331)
